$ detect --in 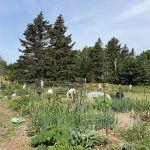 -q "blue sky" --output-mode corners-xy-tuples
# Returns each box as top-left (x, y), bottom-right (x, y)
(0, 0), (150, 64)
